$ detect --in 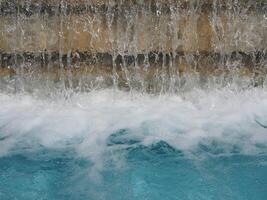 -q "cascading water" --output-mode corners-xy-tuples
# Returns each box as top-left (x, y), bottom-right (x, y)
(0, 0), (267, 199)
